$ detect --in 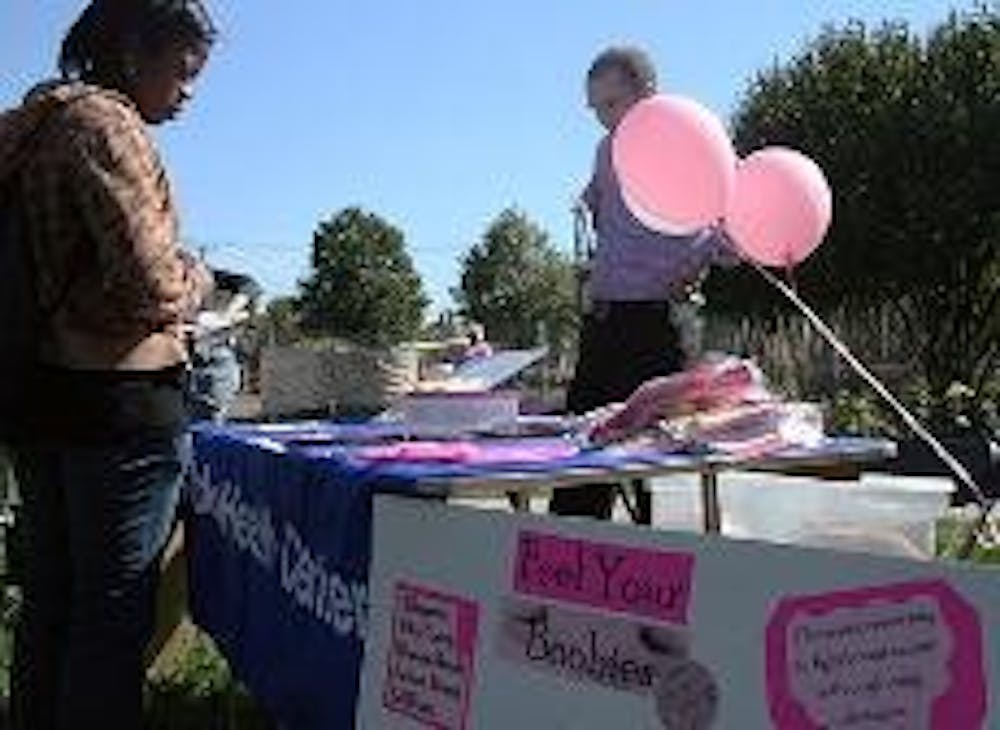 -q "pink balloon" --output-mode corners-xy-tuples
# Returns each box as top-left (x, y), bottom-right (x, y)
(725, 148), (833, 268)
(620, 186), (692, 236)
(612, 95), (737, 235)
